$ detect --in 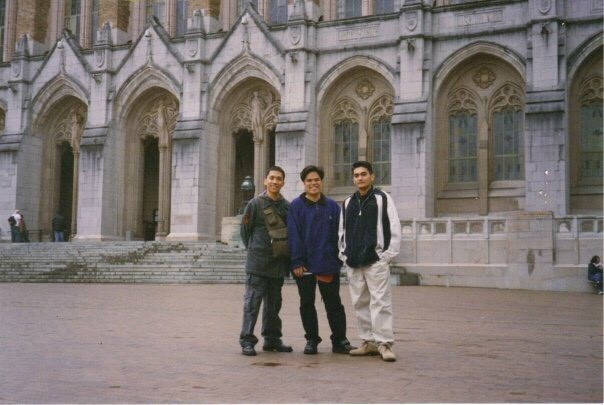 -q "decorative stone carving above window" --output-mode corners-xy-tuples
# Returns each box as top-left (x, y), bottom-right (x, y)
(54, 105), (87, 150)
(355, 79), (375, 100)
(368, 94), (394, 123)
(137, 97), (179, 141)
(331, 98), (360, 124)
(579, 75), (603, 105)
(489, 83), (524, 114)
(229, 87), (280, 137)
(448, 88), (478, 115)
(472, 66), (496, 89)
